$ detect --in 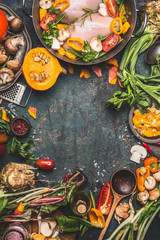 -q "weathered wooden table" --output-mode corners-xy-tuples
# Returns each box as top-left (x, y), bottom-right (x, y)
(0, 0), (160, 239)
